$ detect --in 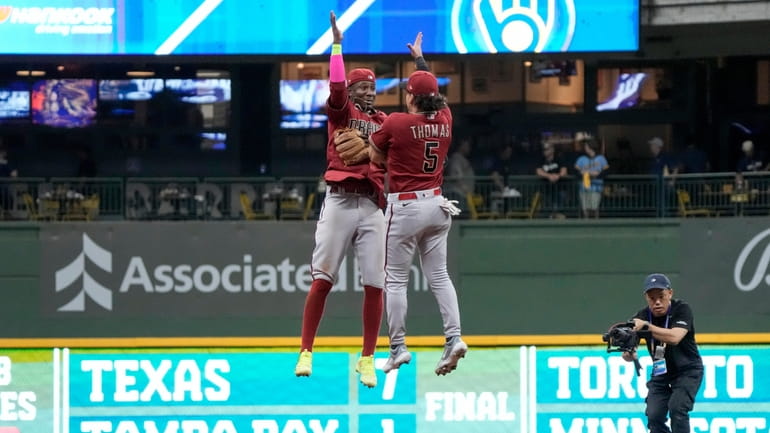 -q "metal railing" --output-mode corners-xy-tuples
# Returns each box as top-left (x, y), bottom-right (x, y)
(1, 172), (767, 221)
